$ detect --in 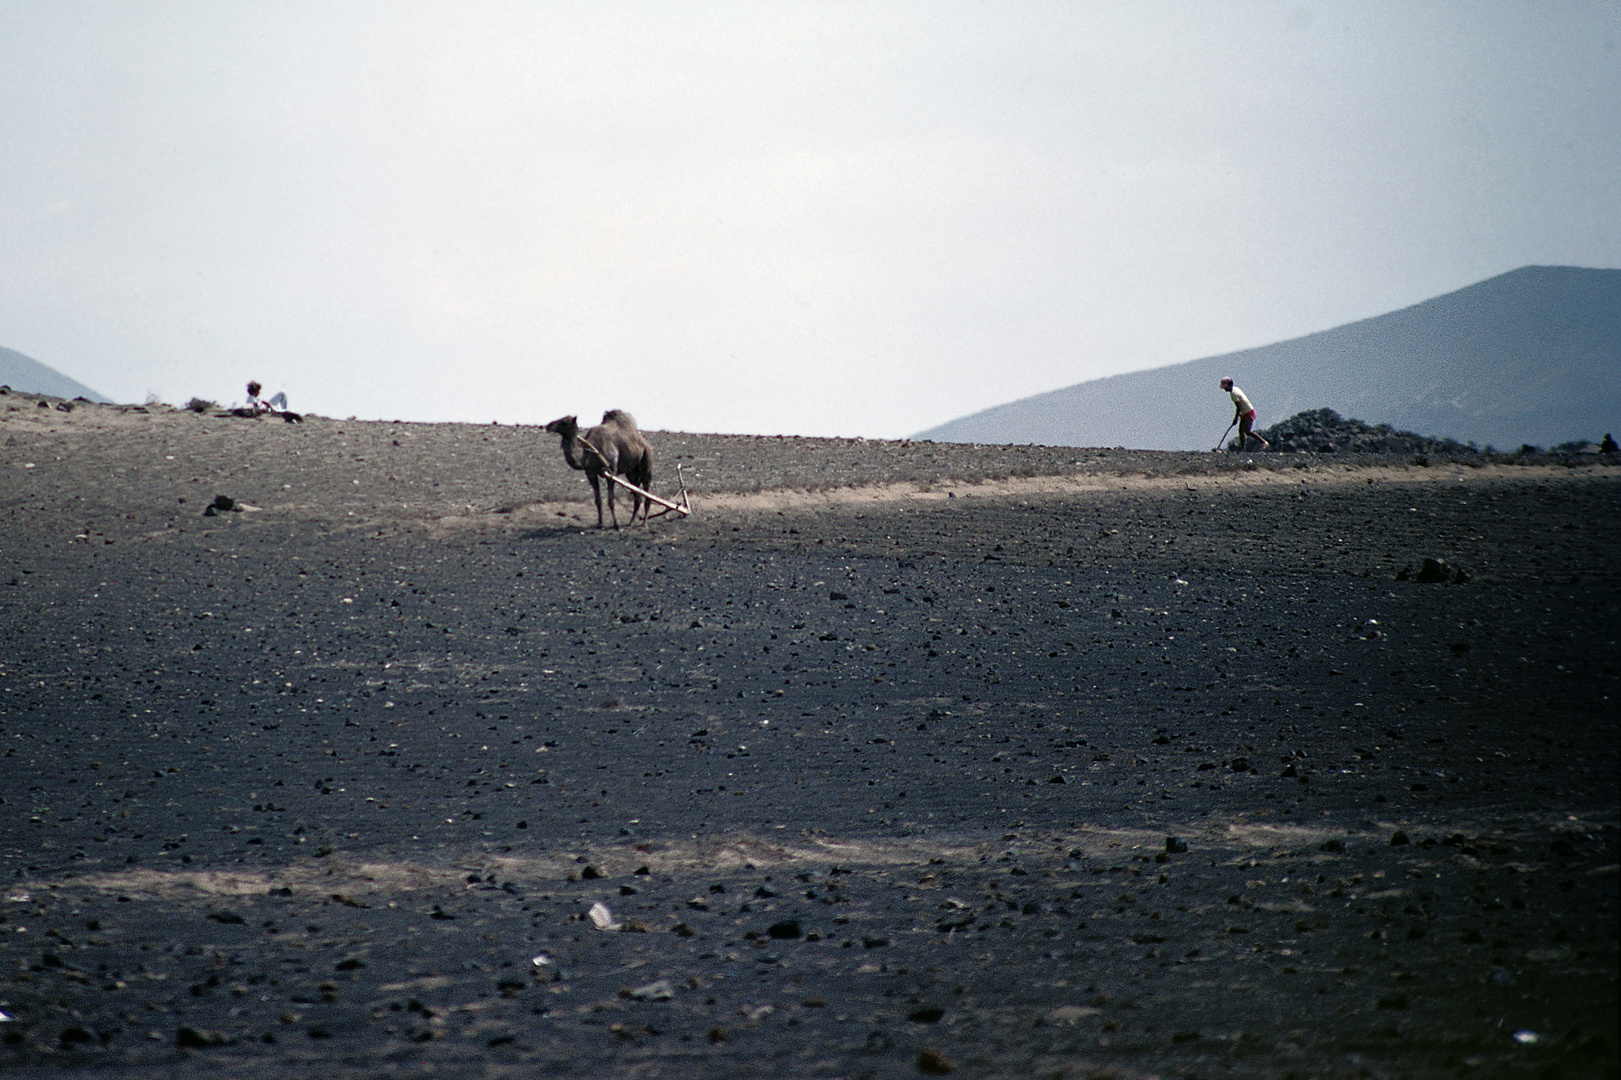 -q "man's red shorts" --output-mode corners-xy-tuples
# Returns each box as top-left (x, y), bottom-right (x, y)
(1241, 409), (1257, 422)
